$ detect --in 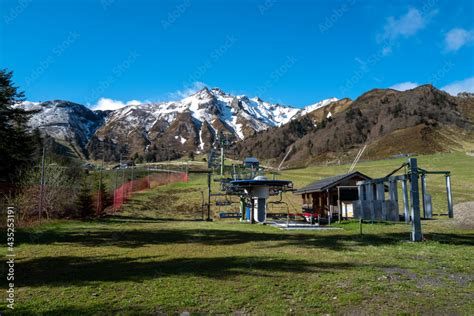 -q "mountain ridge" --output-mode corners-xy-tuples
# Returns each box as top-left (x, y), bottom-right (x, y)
(18, 87), (338, 161)
(18, 85), (474, 165)
(230, 84), (474, 167)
